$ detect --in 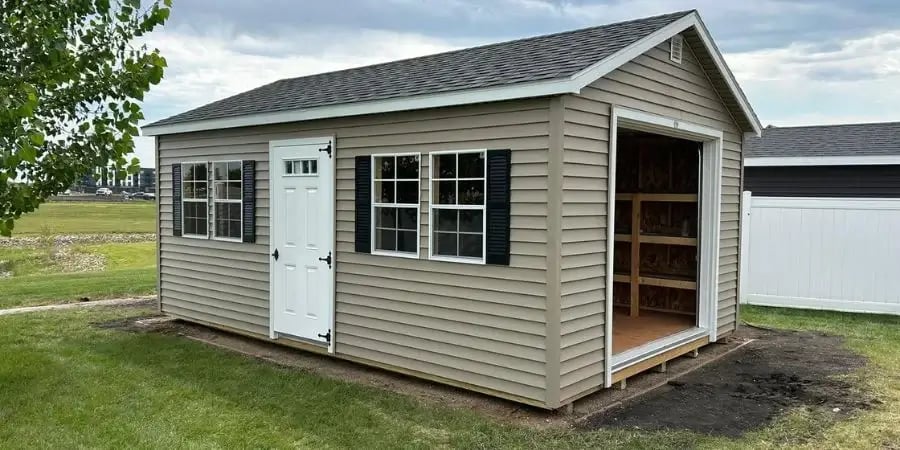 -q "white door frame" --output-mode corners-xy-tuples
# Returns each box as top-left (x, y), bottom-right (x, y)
(603, 106), (723, 387)
(268, 136), (336, 354)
